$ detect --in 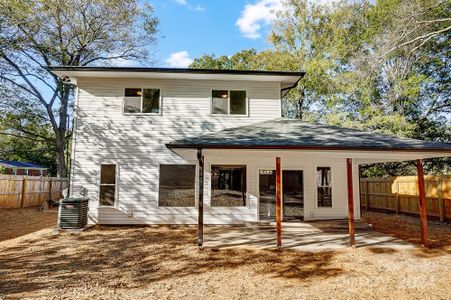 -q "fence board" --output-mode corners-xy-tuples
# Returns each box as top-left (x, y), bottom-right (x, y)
(361, 175), (451, 222)
(0, 175), (69, 208)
